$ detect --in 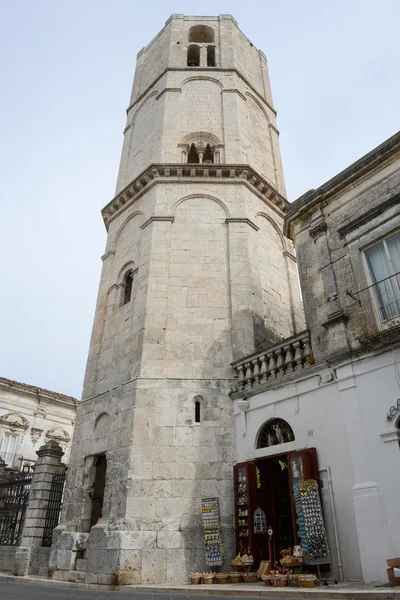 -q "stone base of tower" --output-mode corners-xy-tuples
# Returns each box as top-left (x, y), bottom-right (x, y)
(49, 519), (235, 585)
